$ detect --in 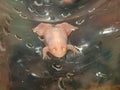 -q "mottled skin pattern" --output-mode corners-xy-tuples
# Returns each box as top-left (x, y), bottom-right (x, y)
(33, 22), (79, 59)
